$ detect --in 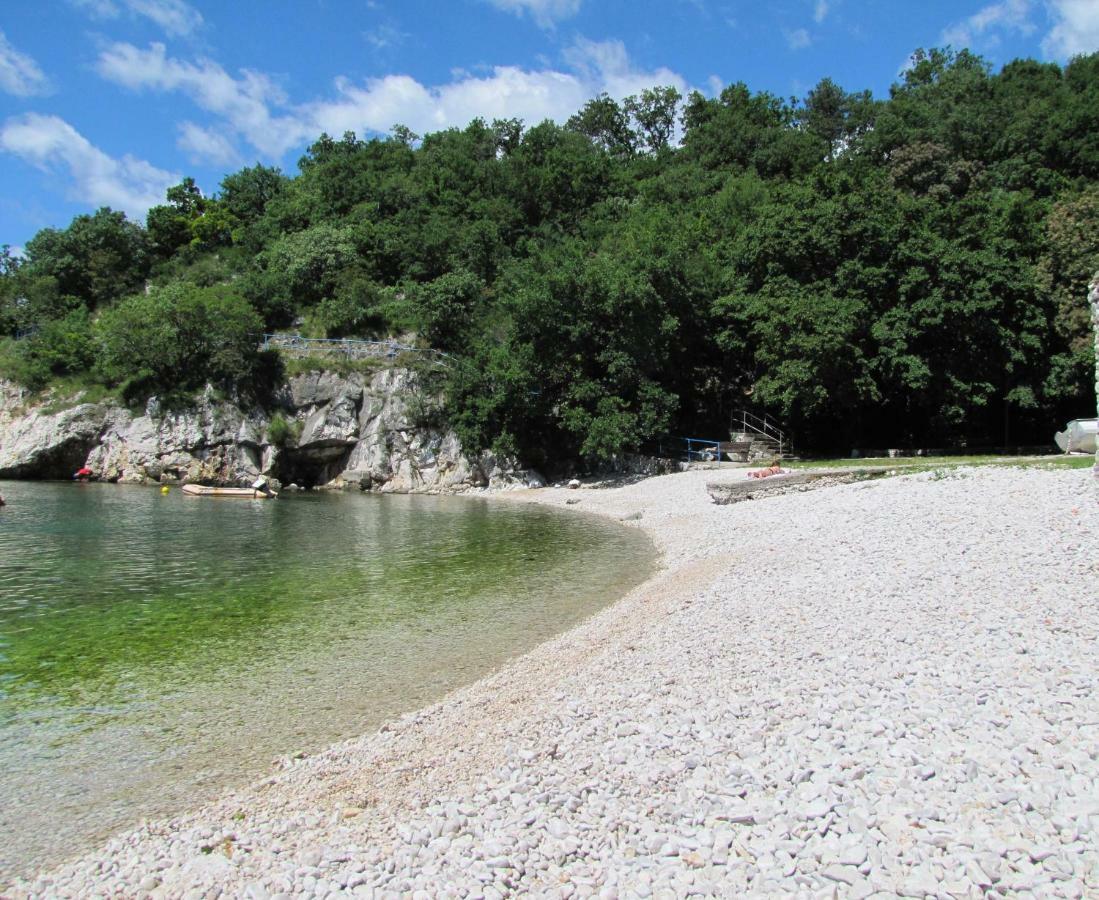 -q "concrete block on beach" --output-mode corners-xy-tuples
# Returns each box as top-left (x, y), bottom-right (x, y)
(706, 466), (893, 504)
